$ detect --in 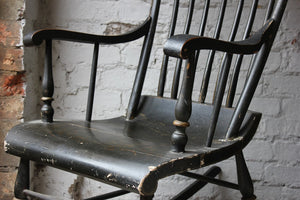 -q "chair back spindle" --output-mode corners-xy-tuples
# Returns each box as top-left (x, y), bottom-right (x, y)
(158, 0), (180, 97)
(206, 0), (245, 146)
(126, 0), (161, 119)
(86, 43), (99, 122)
(199, 0), (227, 103)
(171, 0), (196, 99)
